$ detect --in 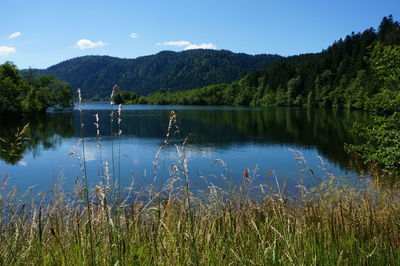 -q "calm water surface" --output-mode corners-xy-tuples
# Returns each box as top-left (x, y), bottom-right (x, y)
(0, 102), (371, 195)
